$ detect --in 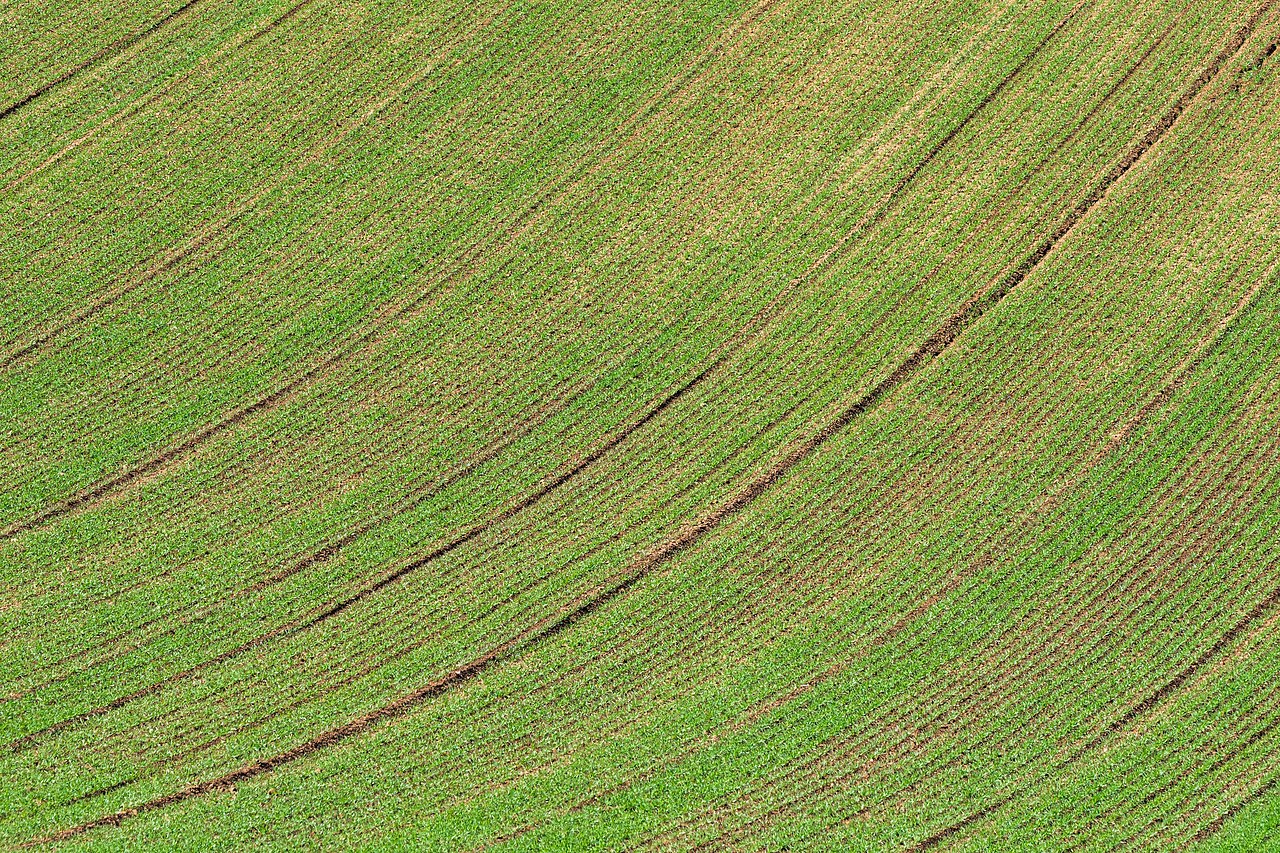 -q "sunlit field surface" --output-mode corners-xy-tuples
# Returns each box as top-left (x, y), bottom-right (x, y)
(3, 0), (1279, 848)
